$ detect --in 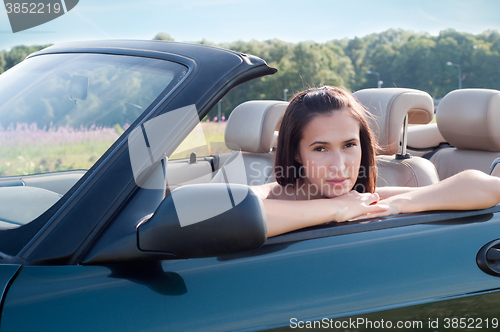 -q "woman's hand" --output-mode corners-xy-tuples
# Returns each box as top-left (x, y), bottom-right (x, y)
(331, 190), (390, 221)
(351, 195), (409, 220)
